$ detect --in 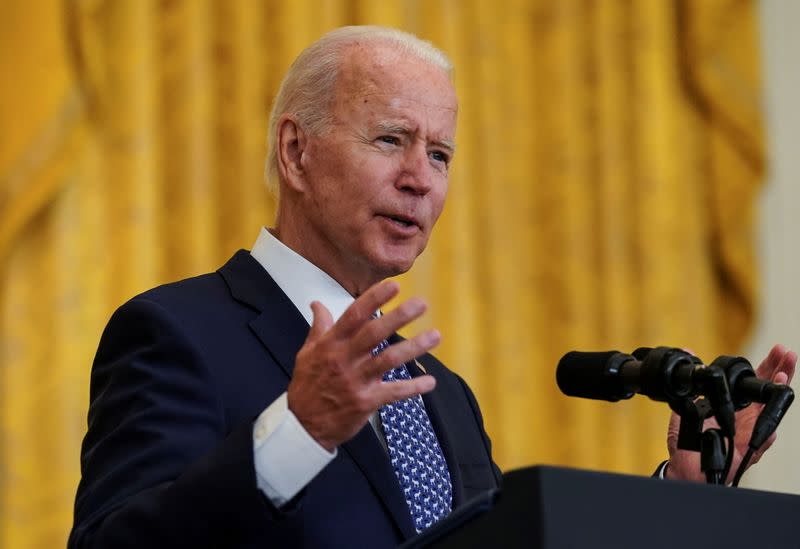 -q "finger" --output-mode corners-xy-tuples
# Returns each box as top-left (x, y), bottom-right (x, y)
(333, 280), (400, 339)
(349, 298), (428, 357)
(364, 329), (441, 379)
(755, 344), (787, 380)
(375, 375), (437, 406)
(772, 350), (797, 385)
(666, 411), (680, 453)
(308, 301), (334, 341)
